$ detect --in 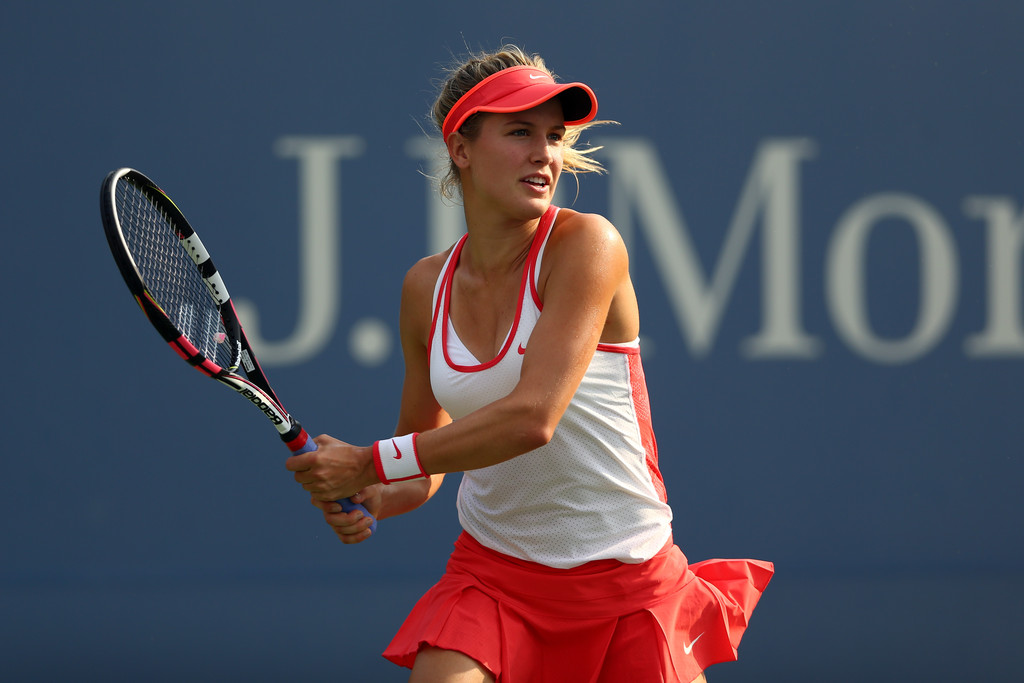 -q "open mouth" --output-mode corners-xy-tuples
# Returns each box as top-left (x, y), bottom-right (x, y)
(522, 175), (550, 190)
